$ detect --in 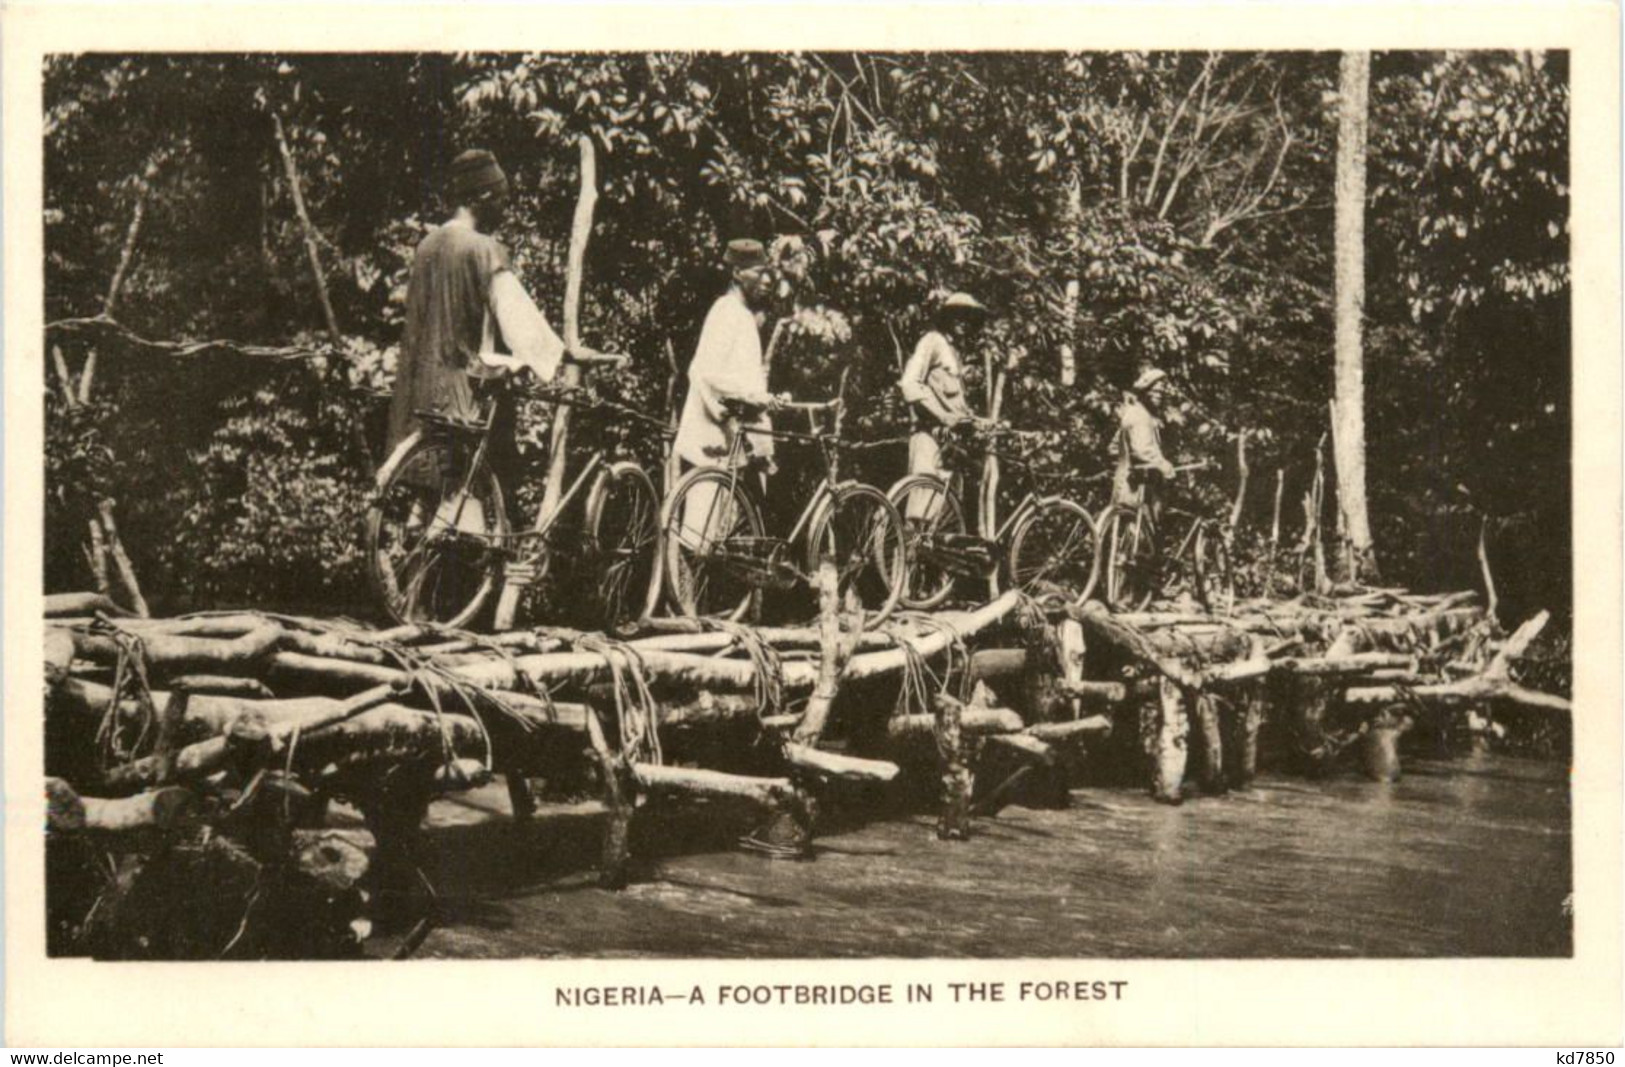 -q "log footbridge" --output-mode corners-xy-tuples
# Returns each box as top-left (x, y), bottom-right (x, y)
(43, 573), (1569, 957)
